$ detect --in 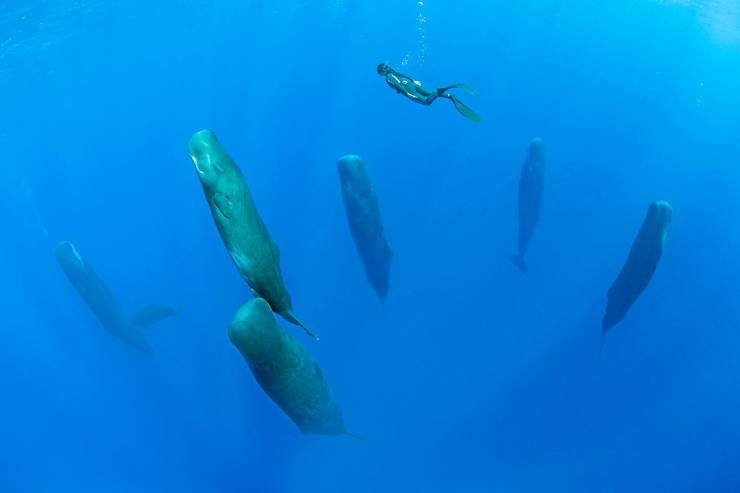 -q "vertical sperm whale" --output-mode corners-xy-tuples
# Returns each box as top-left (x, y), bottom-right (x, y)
(511, 138), (545, 274)
(337, 154), (393, 299)
(602, 201), (673, 335)
(189, 129), (314, 339)
(229, 298), (346, 435)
